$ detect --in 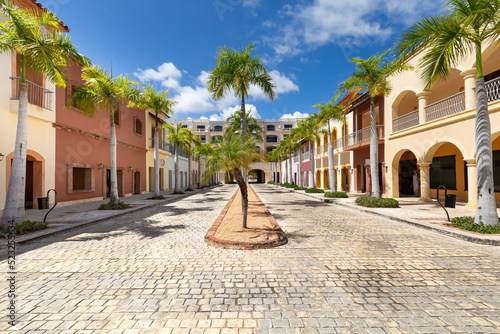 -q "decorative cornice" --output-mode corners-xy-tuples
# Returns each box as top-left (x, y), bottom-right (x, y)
(52, 123), (148, 152)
